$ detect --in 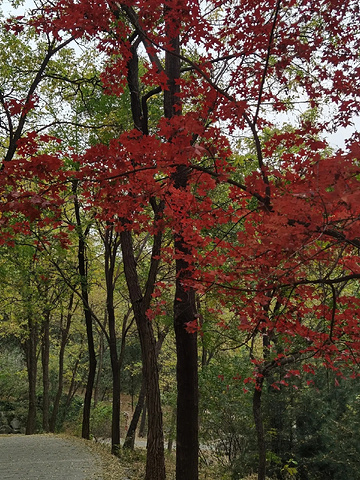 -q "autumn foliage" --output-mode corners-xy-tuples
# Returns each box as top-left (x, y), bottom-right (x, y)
(1, 0), (360, 477)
